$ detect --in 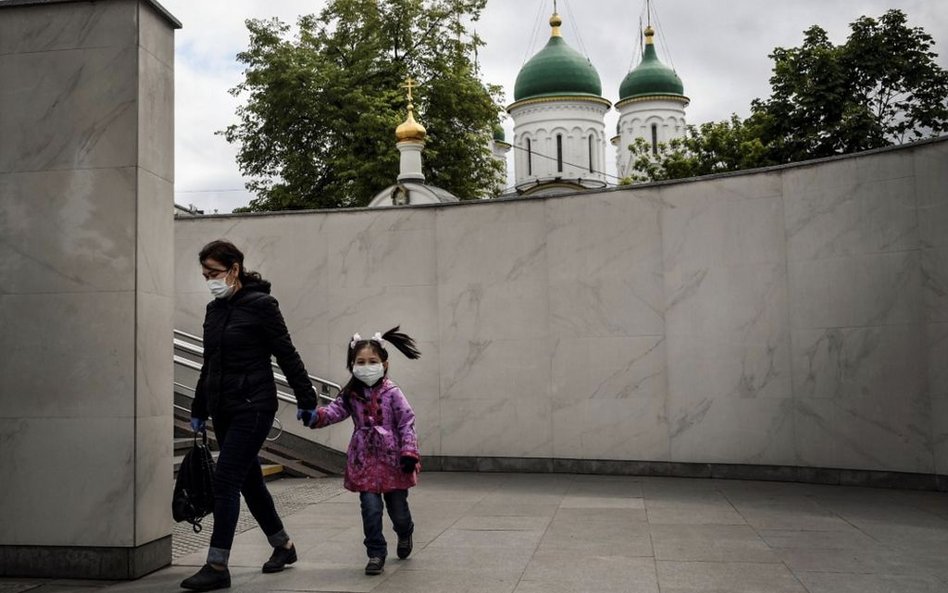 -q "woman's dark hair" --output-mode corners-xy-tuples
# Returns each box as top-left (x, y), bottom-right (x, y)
(198, 239), (263, 285)
(340, 326), (421, 401)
